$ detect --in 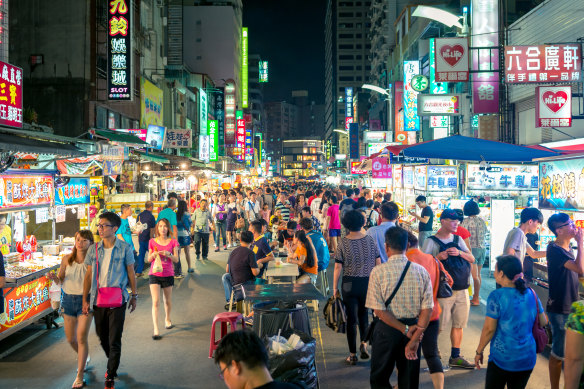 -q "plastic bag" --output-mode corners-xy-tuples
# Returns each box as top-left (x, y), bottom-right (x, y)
(265, 329), (318, 389)
(152, 252), (163, 274)
(49, 280), (61, 310)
